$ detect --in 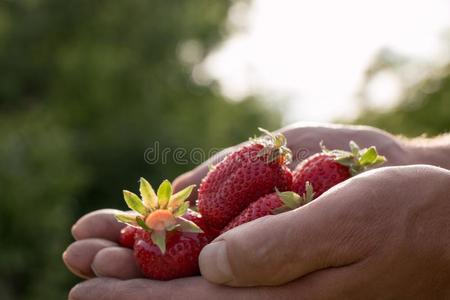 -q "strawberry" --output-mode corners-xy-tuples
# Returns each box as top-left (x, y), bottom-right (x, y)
(134, 227), (207, 280)
(115, 178), (208, 280)
(119, 225), (141, 249)
(198, 128), (293, 229)
(222, 182), (314, 232)
(292, 141), (386, 198)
